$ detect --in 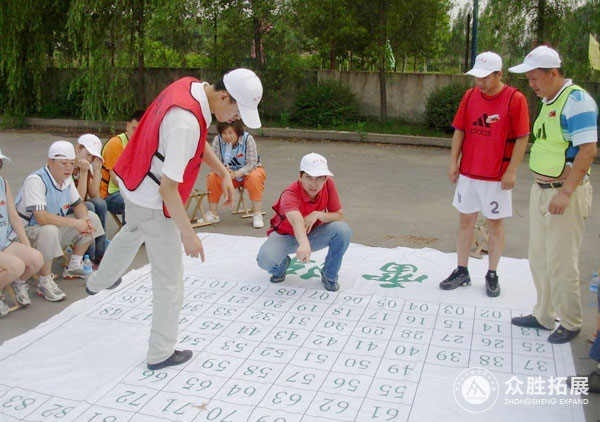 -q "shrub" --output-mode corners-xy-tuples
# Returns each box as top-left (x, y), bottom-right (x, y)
(424, 83), (469, 133)
(293, 80), (359, 128)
